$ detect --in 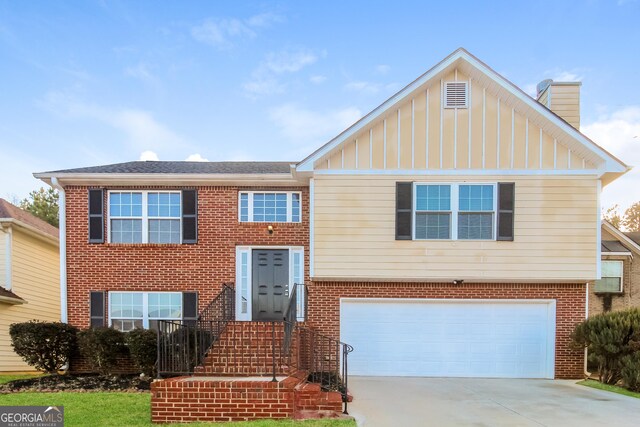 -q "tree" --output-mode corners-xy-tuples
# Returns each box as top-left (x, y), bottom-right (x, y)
(622, 202), (640, 232)
(20, 187), (59, 227)
(604, 204), (622, 229)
